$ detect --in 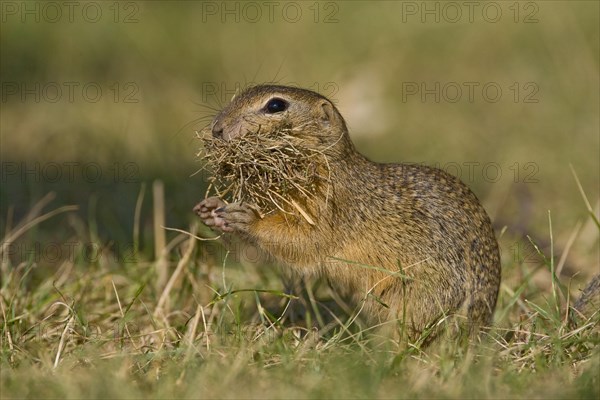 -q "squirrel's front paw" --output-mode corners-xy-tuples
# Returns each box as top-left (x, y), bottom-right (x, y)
(193, 197), (258, 234)
(193, 196), (228, 231)
(213, 202), (259, 234)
